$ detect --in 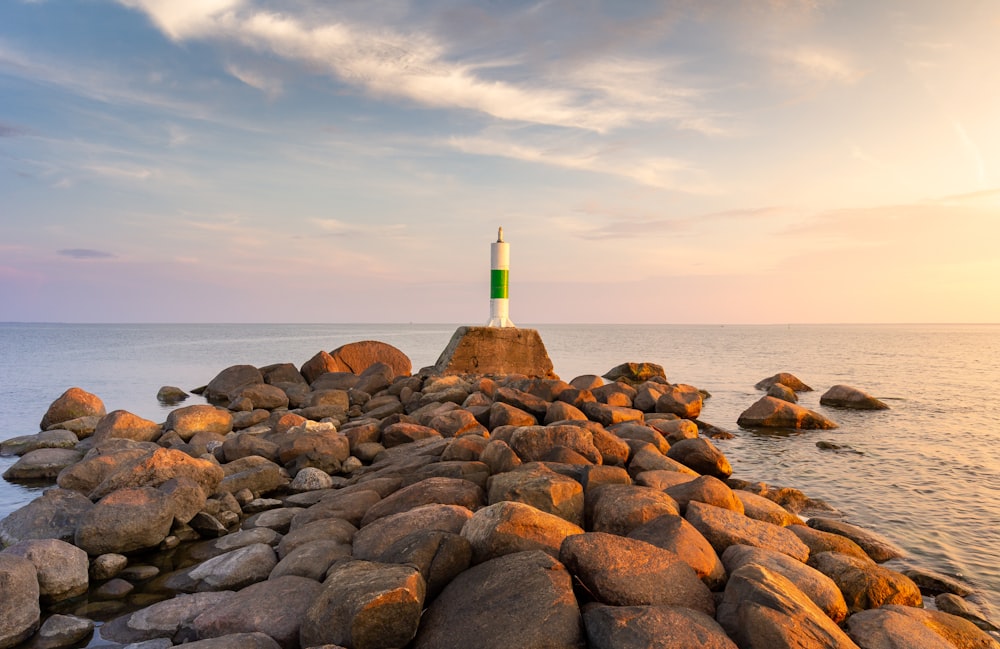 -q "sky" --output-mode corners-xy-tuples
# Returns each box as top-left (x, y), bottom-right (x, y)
(1, 0), (998, 324)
